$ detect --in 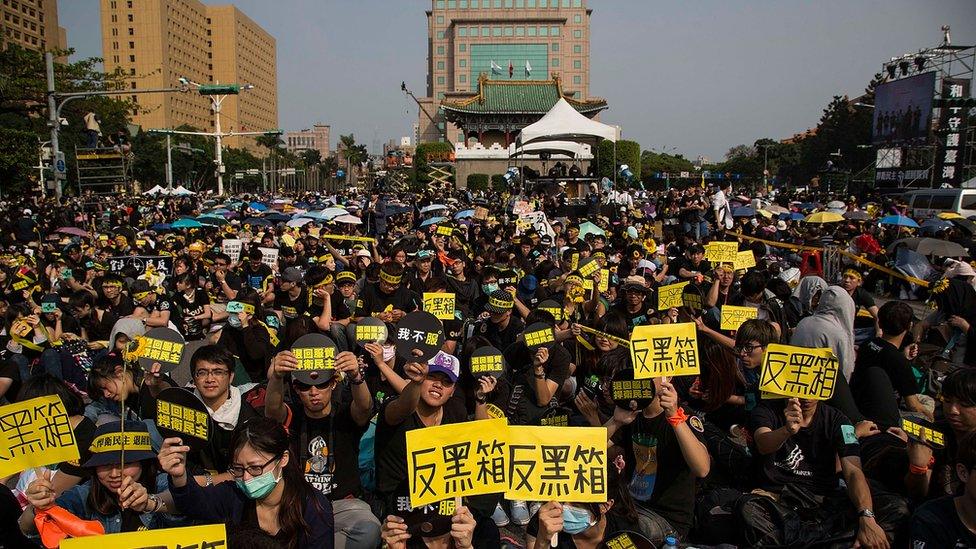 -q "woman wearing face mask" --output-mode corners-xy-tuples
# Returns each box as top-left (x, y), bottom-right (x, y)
(161, 416), (334, 549)
(525, 467), (639, 549)
(216, 294), (275, 383)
